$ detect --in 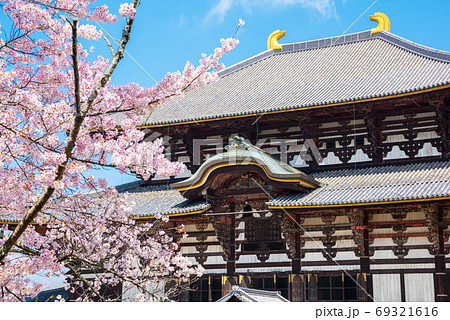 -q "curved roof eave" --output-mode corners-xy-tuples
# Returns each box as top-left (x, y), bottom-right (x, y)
(171, 142), (320, 193)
